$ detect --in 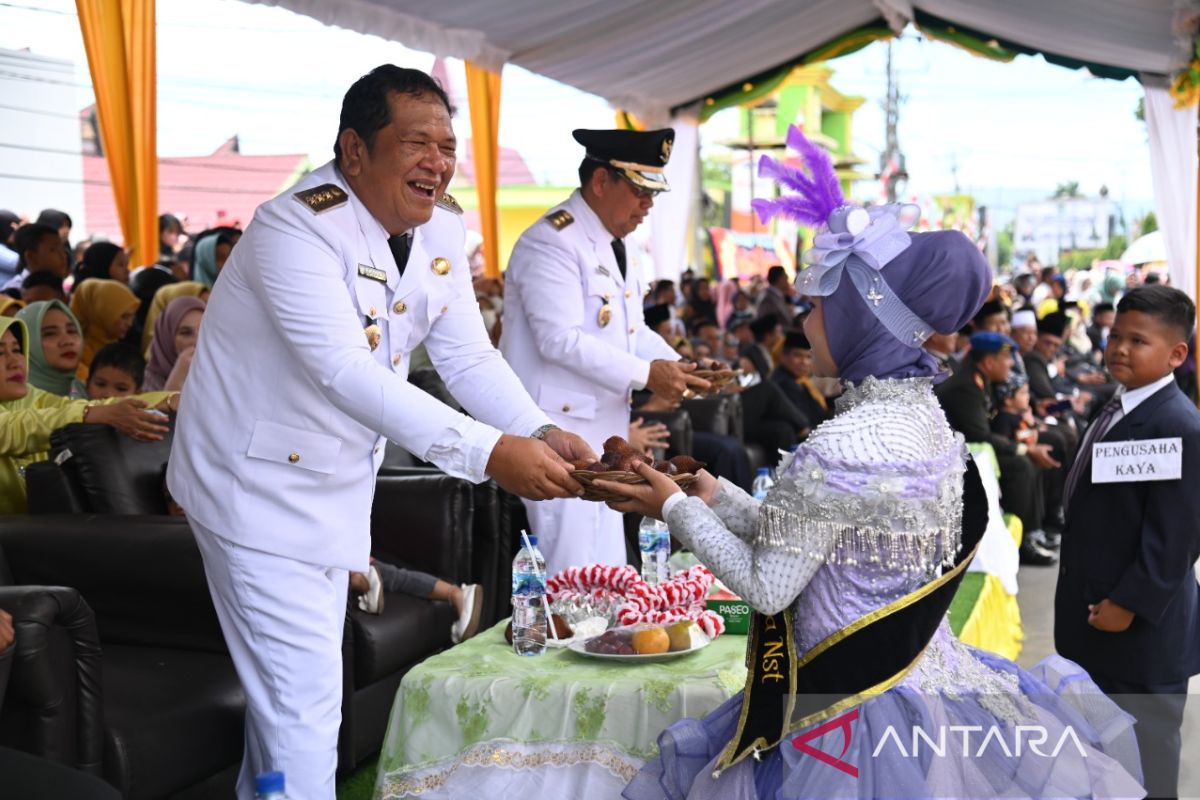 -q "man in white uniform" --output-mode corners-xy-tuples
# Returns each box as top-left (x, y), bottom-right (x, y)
(168, 66), (593, 800)
(501, 128), (708, 574)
